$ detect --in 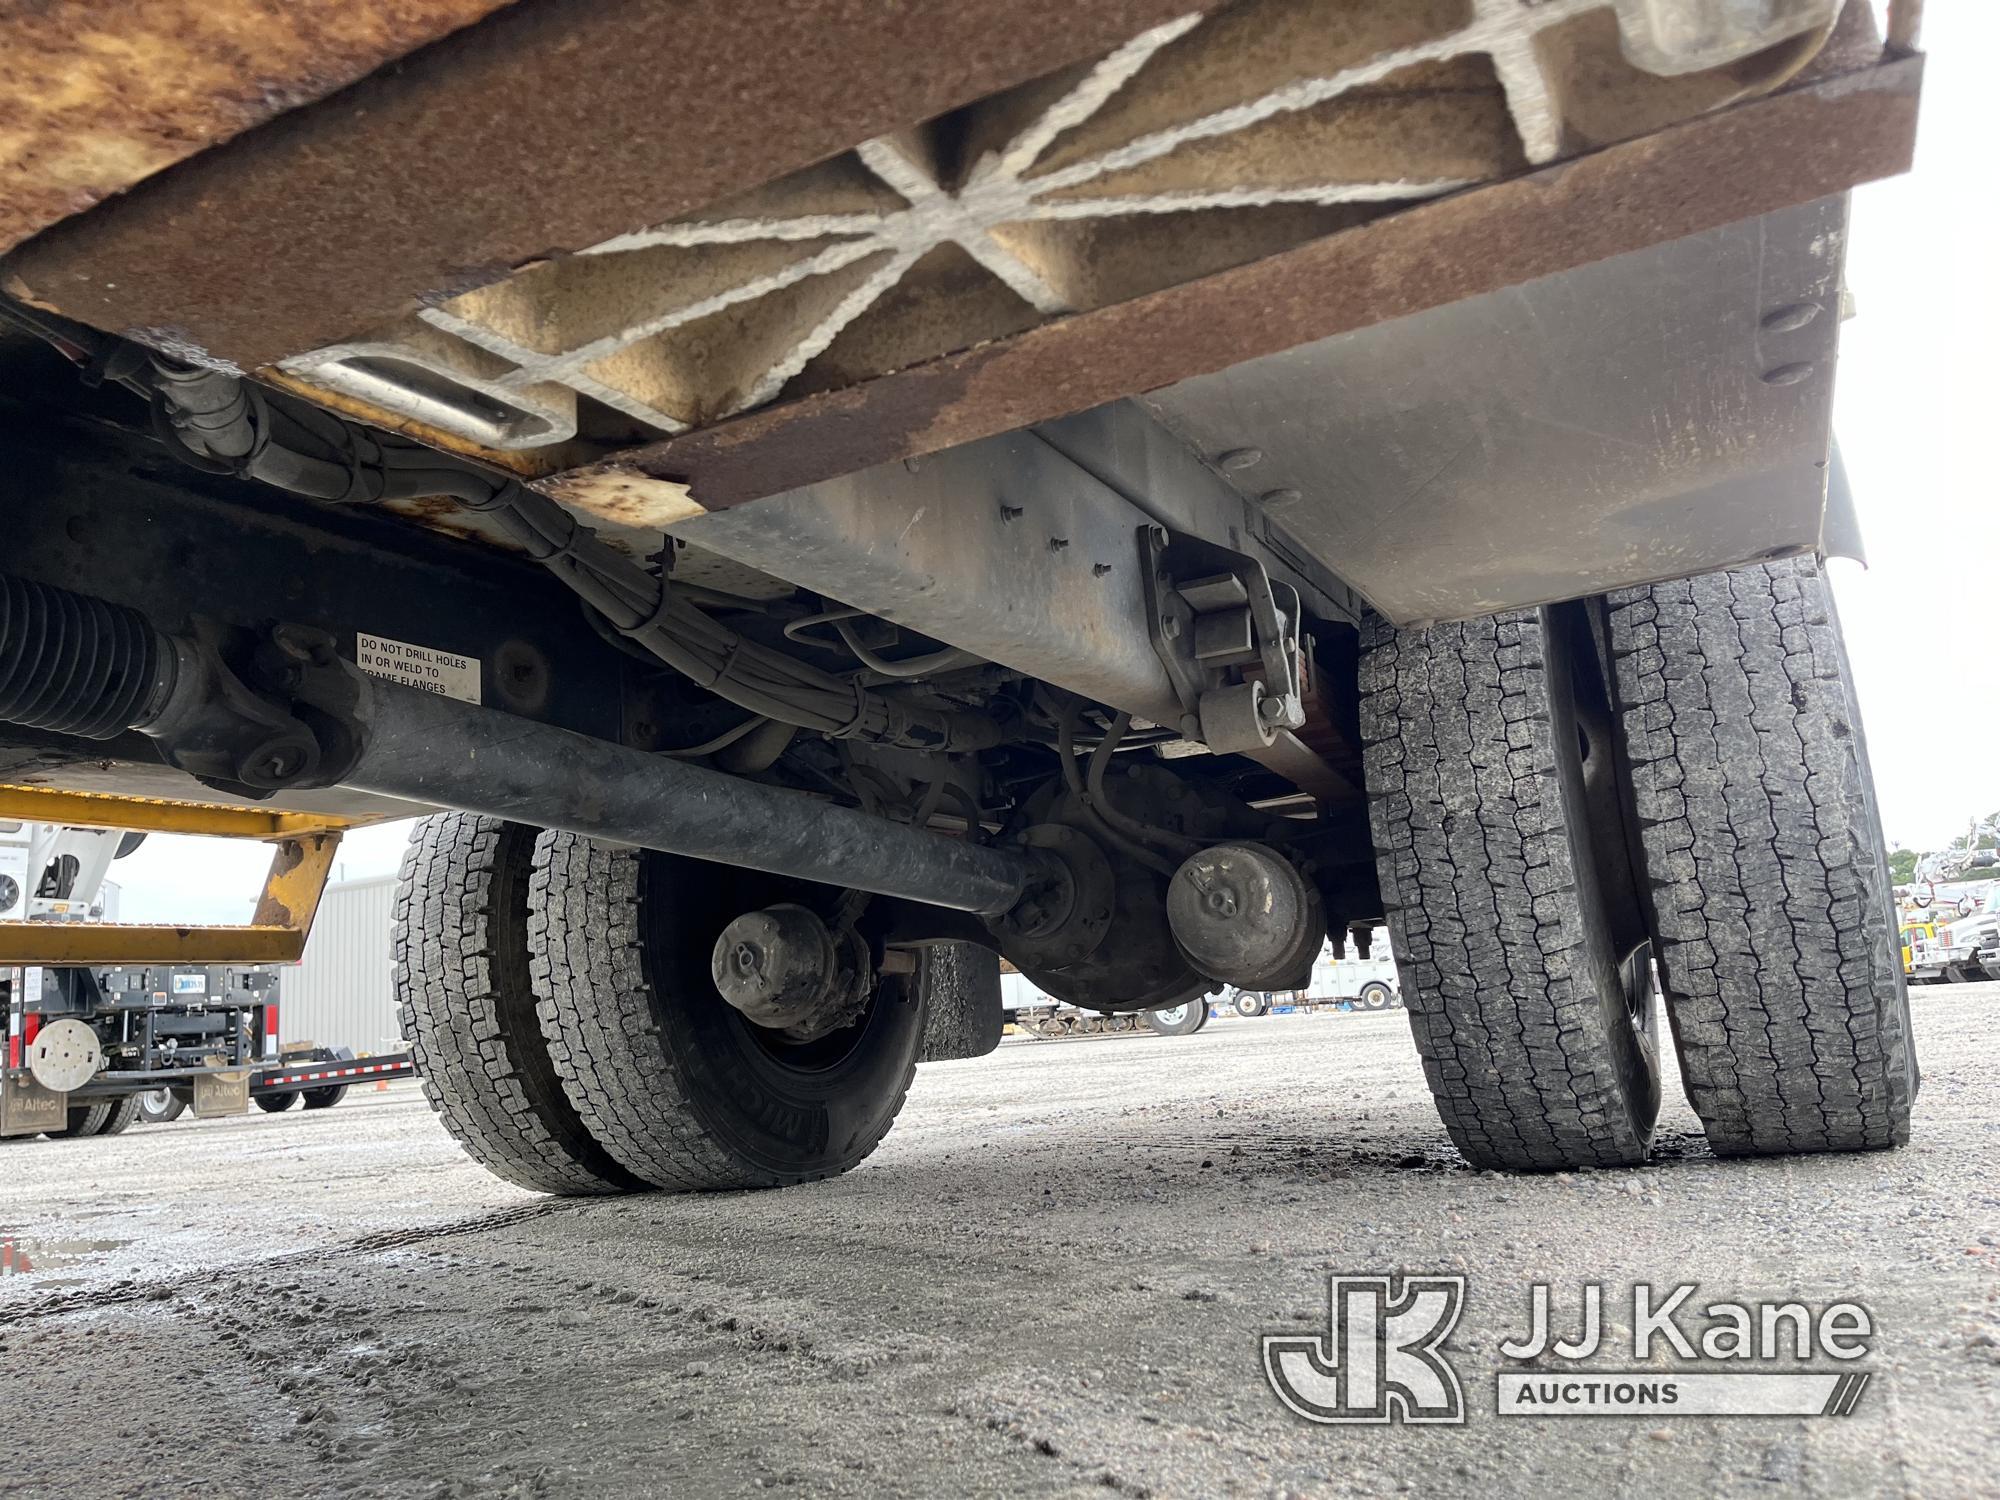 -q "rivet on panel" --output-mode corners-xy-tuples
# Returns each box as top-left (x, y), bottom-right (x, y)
(1217, 448), (1264, 472)
(1259, 488), (1302, 509)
